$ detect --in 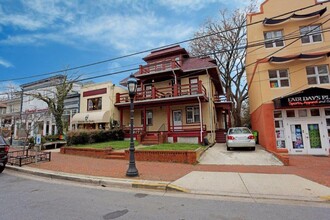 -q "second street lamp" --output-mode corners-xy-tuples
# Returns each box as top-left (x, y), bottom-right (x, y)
(126, 74), (139, 177)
